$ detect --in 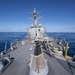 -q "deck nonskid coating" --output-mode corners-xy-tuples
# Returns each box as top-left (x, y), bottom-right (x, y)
(2, 39), (75, 75)
(3, 40), (34, 75)
(44, 53), (71, 75)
